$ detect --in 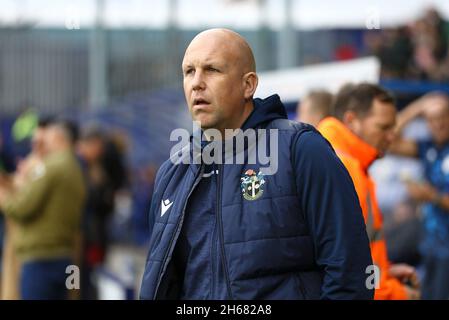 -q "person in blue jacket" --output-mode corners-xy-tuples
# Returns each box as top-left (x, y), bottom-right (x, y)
(140, 28), (374, 300)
